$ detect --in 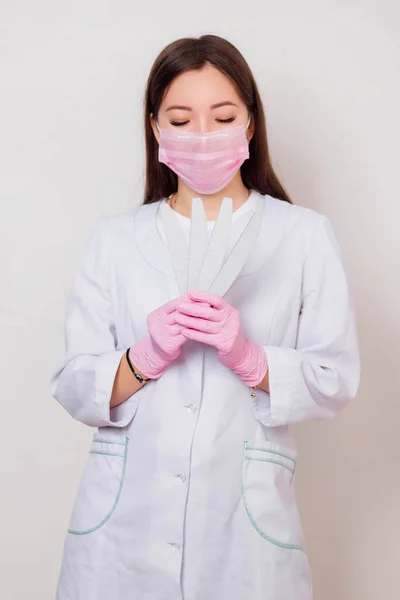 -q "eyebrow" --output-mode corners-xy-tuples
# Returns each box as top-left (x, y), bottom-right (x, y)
(211, 101), (238, 109)
(165, 105), (192, 112)
(165, 101), (238, 112)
